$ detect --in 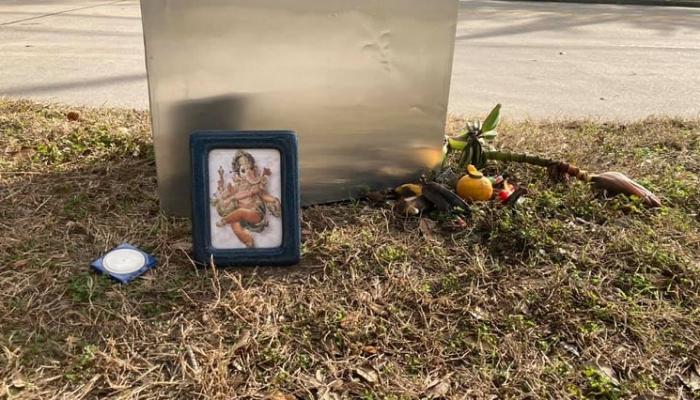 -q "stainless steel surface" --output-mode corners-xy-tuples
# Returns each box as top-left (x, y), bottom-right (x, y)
(141, 0), (458, 216)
